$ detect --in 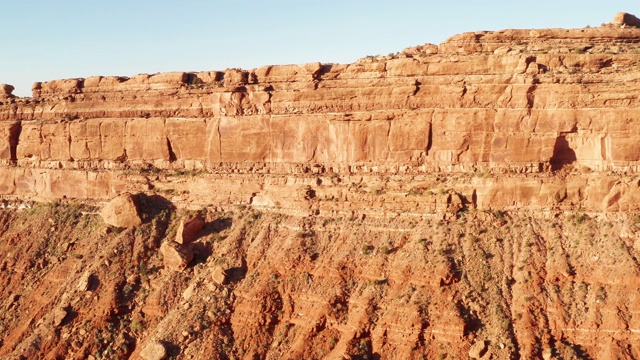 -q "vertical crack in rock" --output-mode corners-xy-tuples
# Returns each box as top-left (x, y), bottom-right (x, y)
(37, 123), (44, 160)
(67, 123), (74, 161)
(525, 84), (537, 117)
(166, 137), (177, 162)
(310, 145), (317, 162)
(9, 121), (21, 163)
(265, 90), (273, 115)
(98, 121), (104, 160)
(217, 120), (222, 162)
(121, 119), (128, 162)
(268, 115), (274, 163)
(412, 80), (421, 96)
(386, 120), (392, 160)
(426, 117), (433, 156)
